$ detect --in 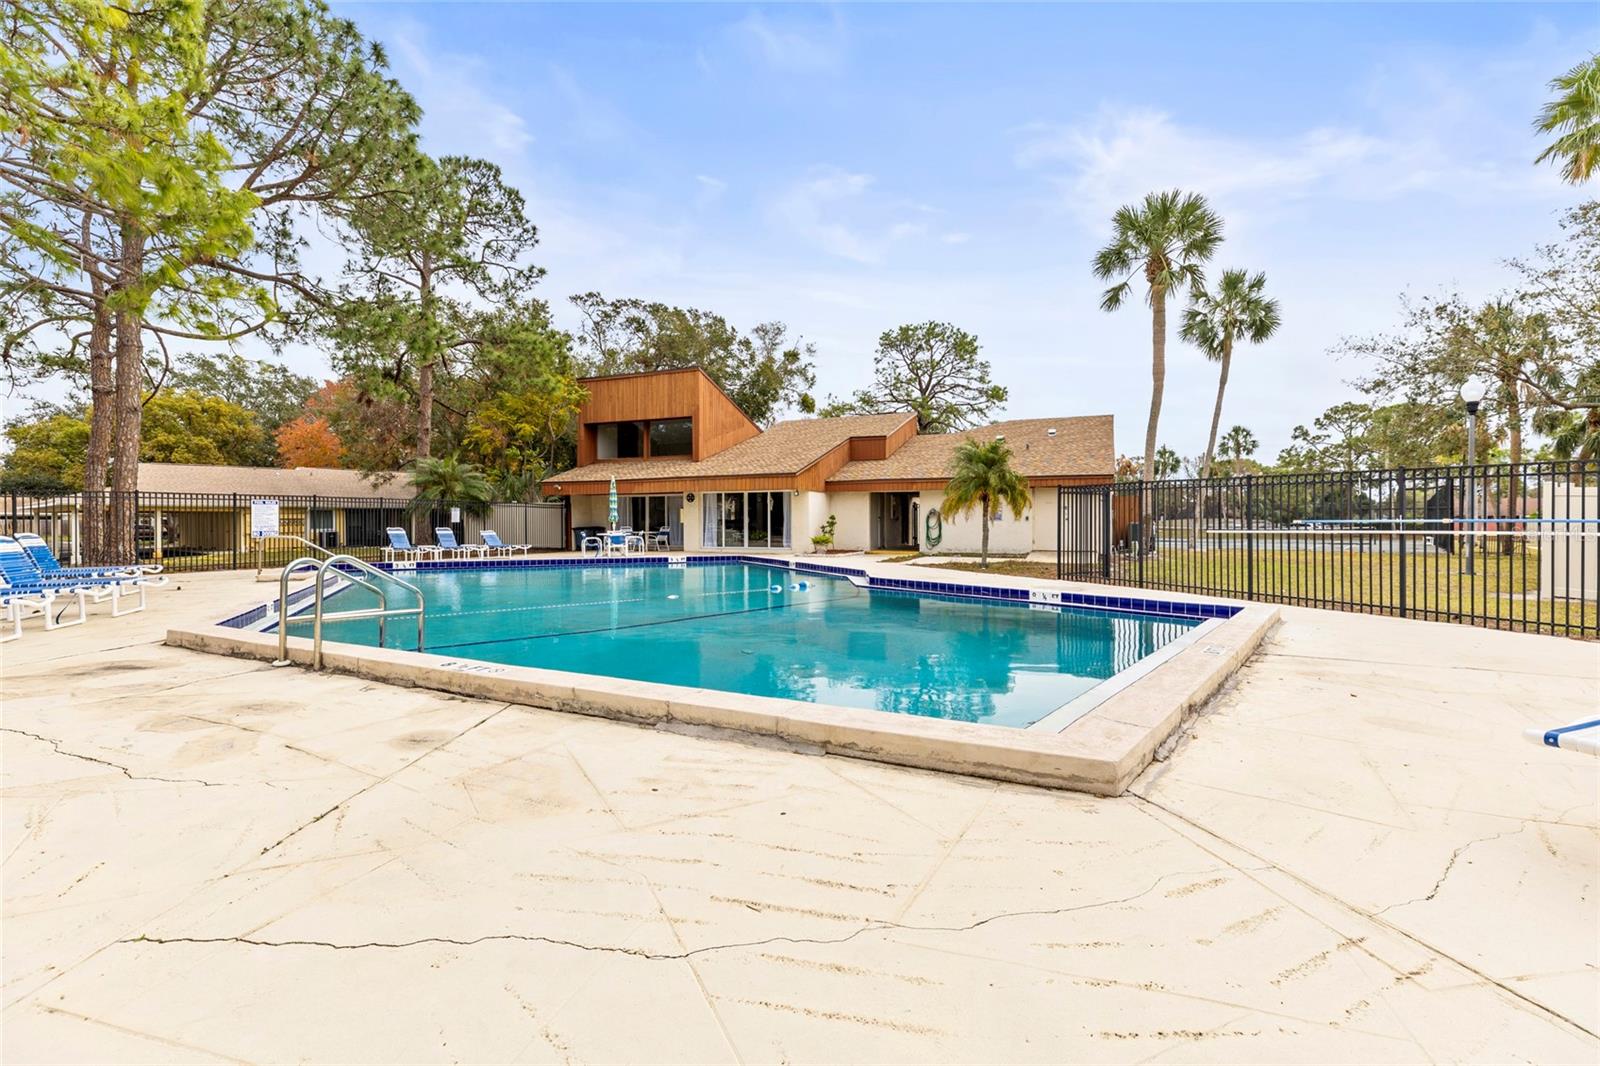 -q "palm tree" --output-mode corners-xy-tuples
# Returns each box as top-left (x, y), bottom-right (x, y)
(1180, 269), (1281, 478)
(939, 438), (1030, 569)
(1219, 425), (1258, 475)
(1535, 54), (1600, 184)
(1154, 445), (1183, 479)
(409, 455), (494, 536)
(1092, 189), (1224, 482)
